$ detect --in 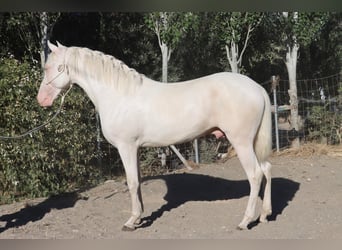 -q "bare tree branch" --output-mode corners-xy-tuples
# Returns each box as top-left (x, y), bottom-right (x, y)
(237, 24), (252, 65)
